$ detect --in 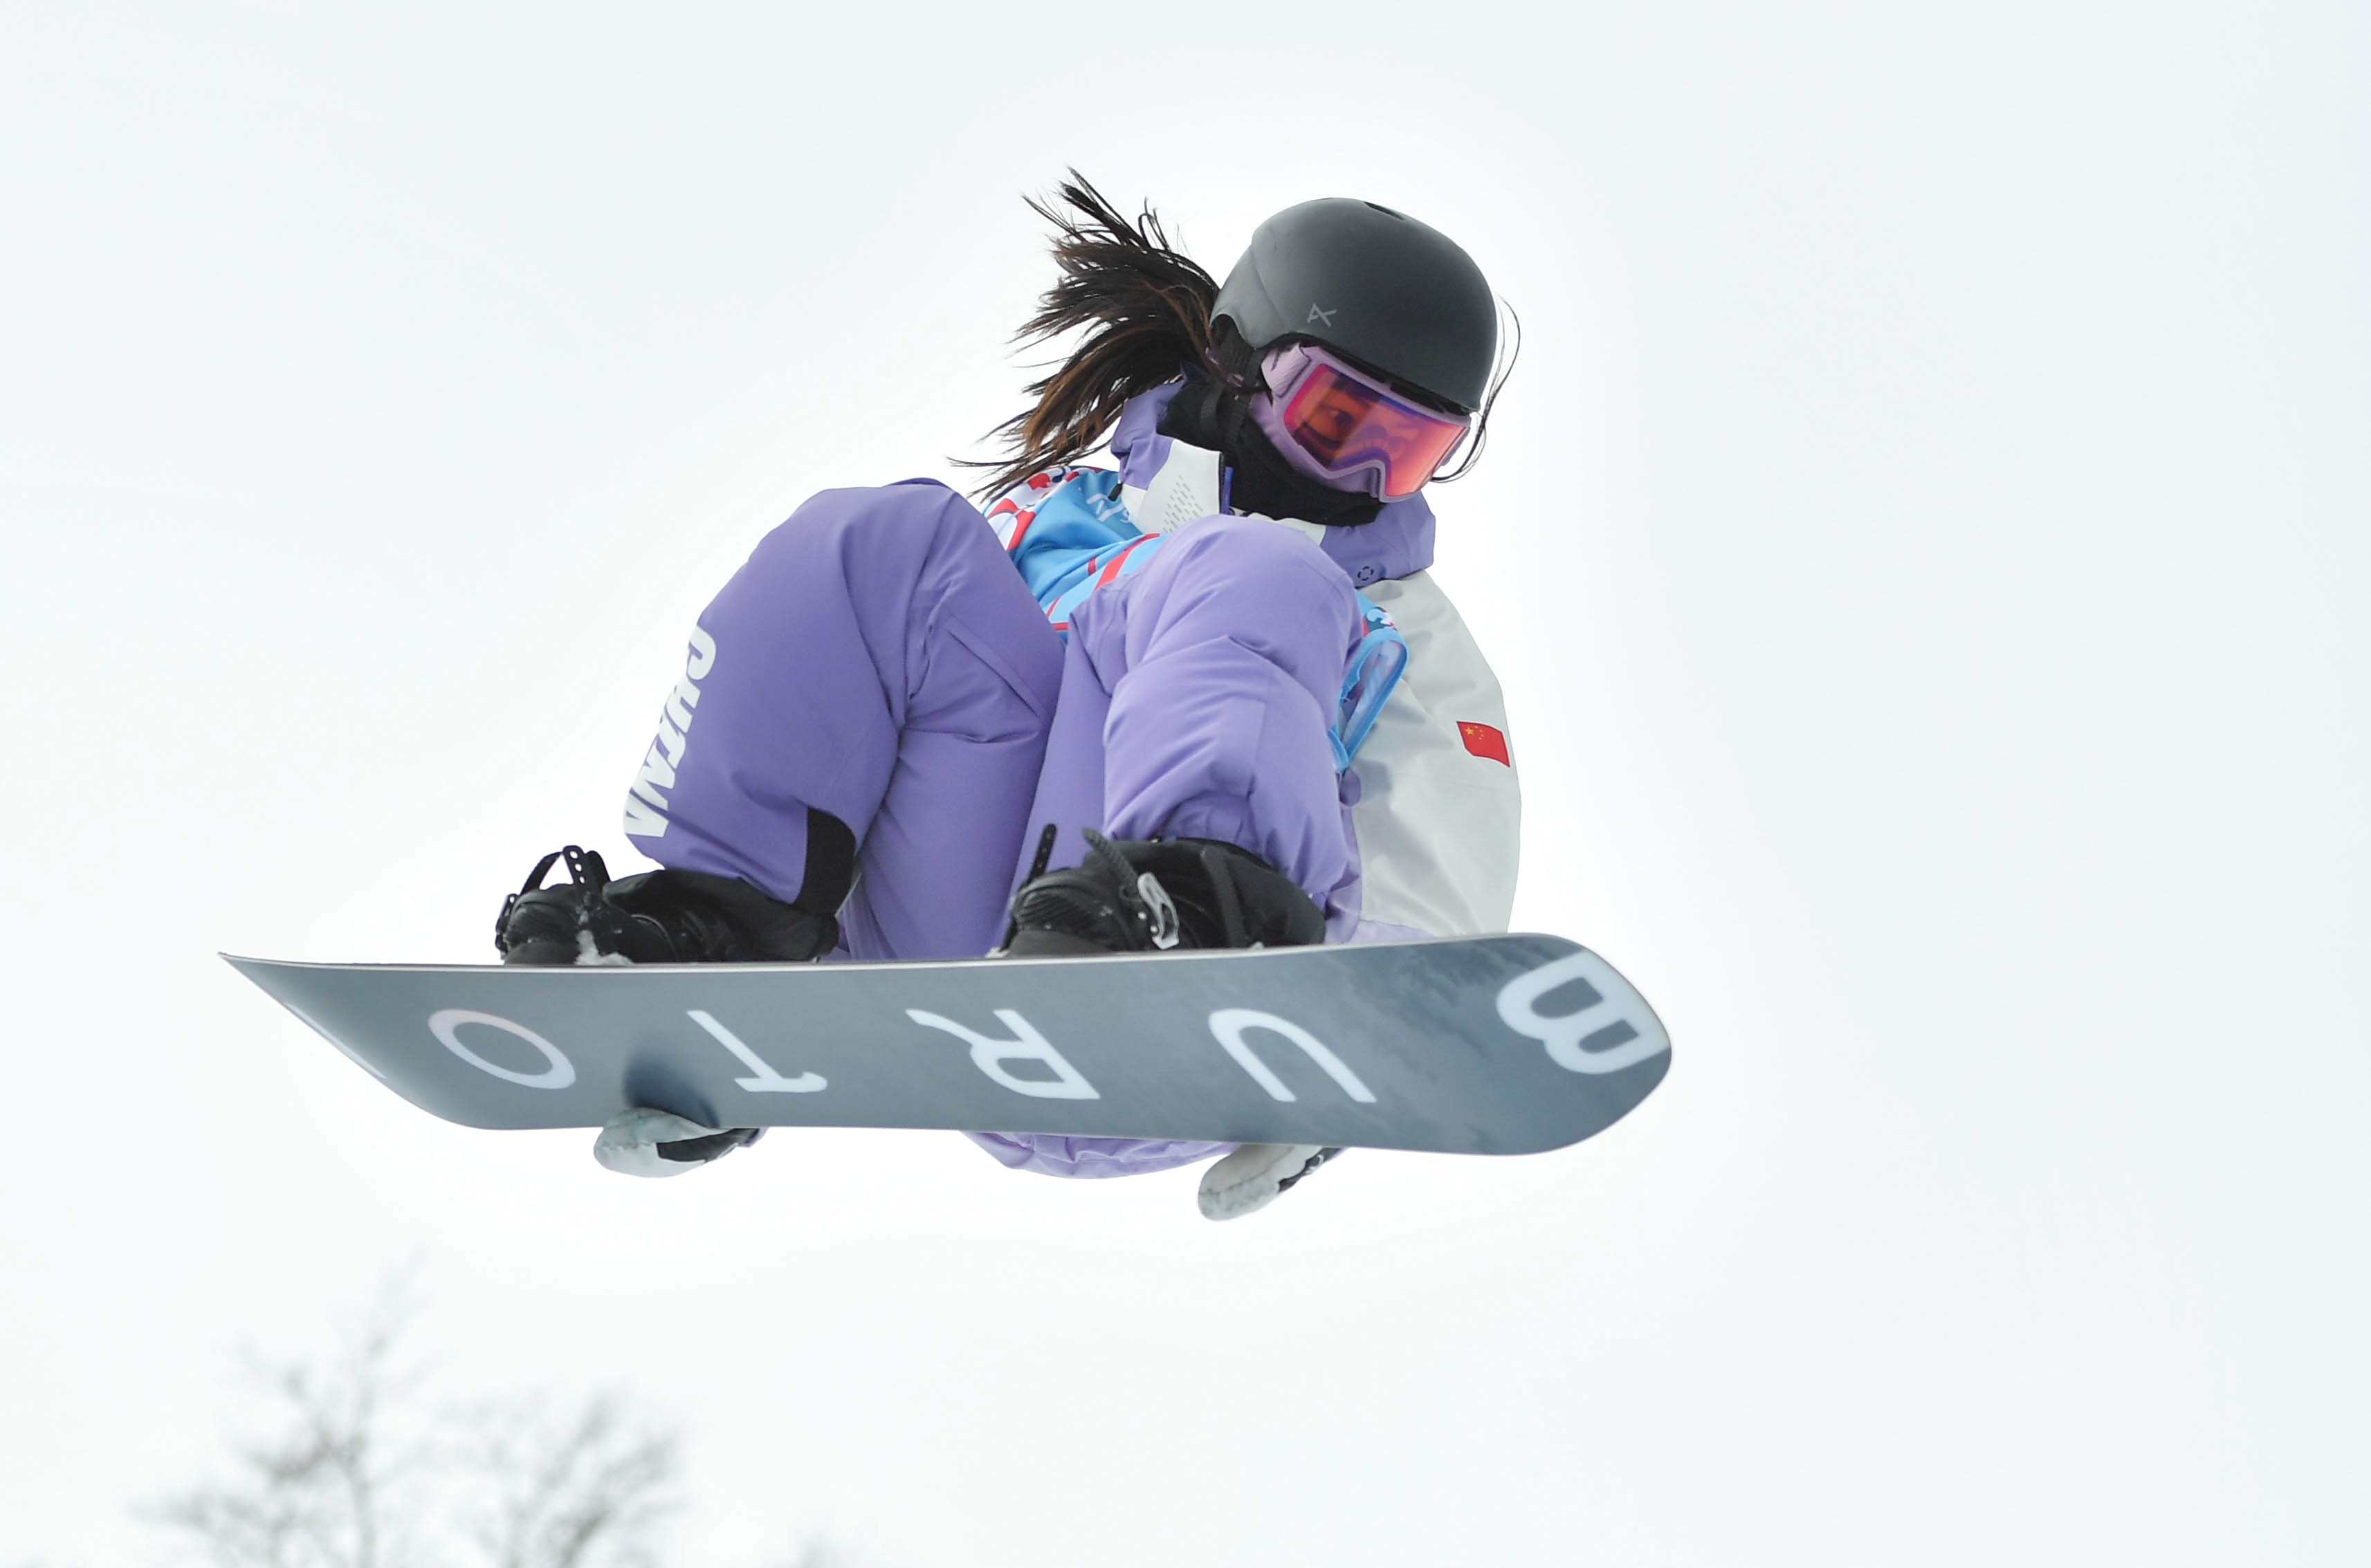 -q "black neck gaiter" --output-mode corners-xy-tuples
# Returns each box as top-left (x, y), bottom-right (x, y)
(1157, 380), (1384, 529)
